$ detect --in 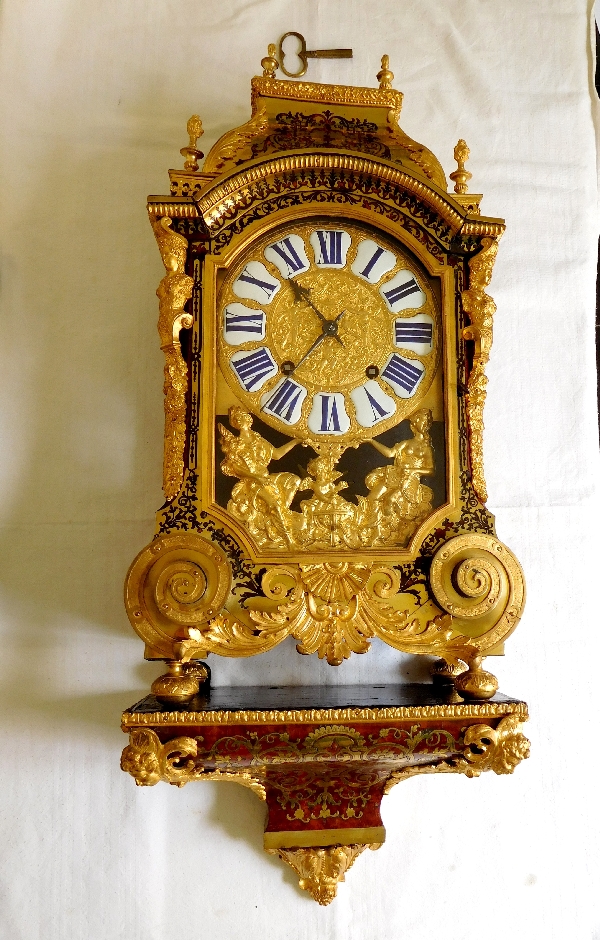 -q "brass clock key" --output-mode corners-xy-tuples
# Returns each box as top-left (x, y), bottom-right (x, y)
(278, 31), (352, 77)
